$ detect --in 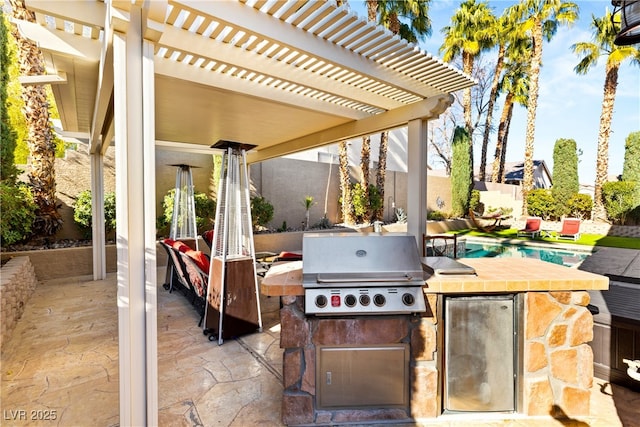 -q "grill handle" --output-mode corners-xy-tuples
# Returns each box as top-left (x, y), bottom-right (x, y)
(316, 274), (416, 283)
